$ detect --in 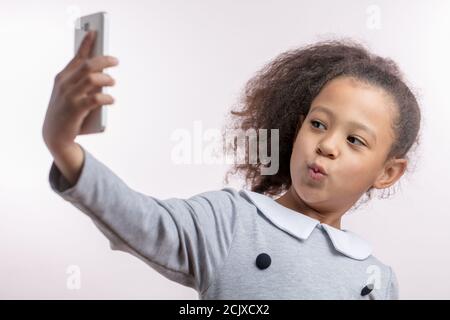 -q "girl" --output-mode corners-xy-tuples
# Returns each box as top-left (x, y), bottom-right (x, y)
(42, 31), (421, 299)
